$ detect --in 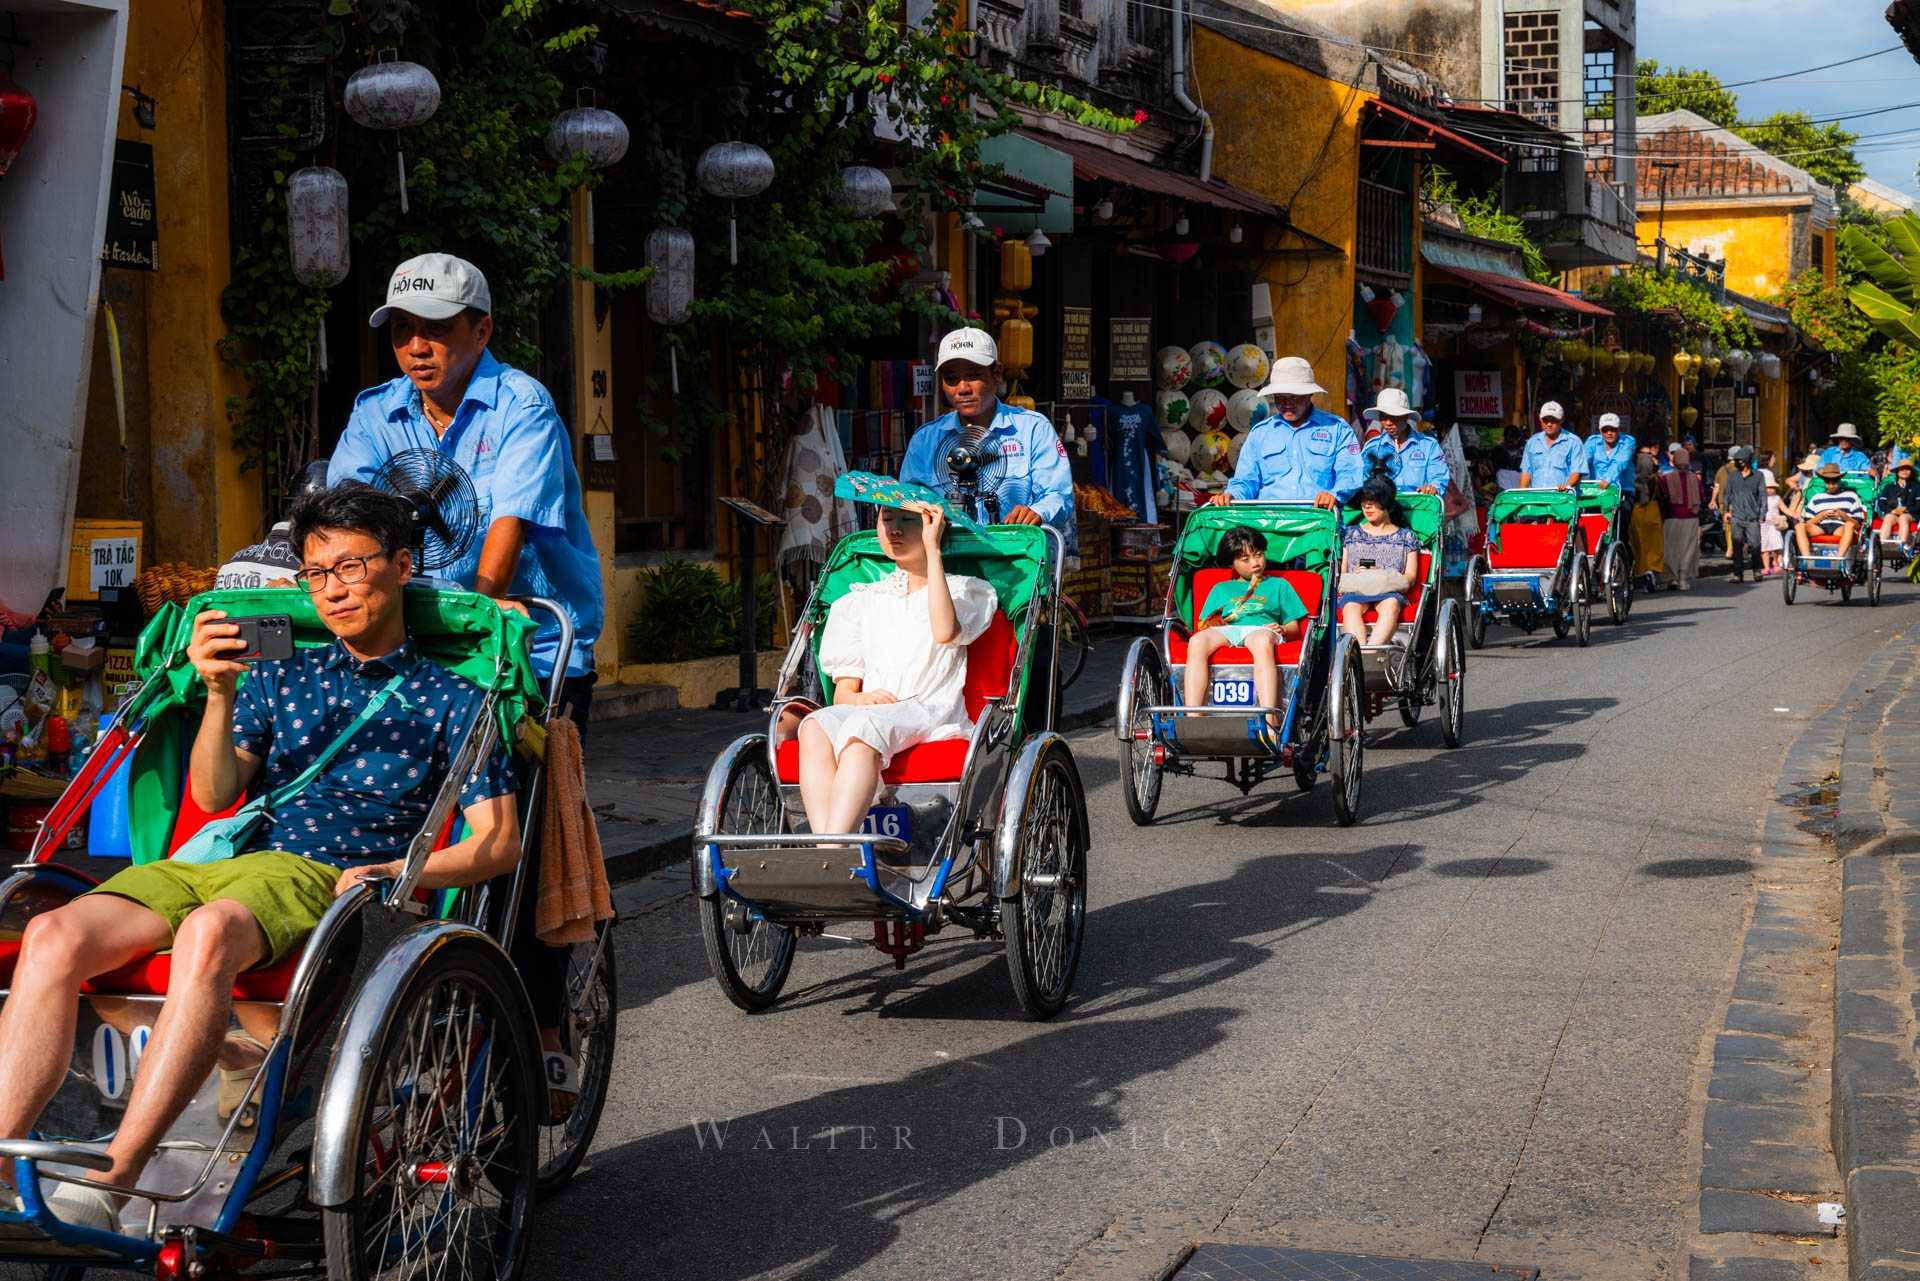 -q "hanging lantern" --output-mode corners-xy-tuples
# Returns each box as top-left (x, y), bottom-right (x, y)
(998, 317), (1034, 374)
(646, 227), (695, 392)
(1679, 406), (1699, 430)
(696, 141), (774, 266)
(835, 165), (895, 219)
(1725, 349), (1753, 380)
(1701, 354), (1723, 379)
(344, 53), (441, 215)
(1000, 238), (1032, 291)
(1672, 351), (1694, 377)
(287, 166), (350, 289)
(546, 93), (630, 248)
(1758, 351), (1783, 380)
